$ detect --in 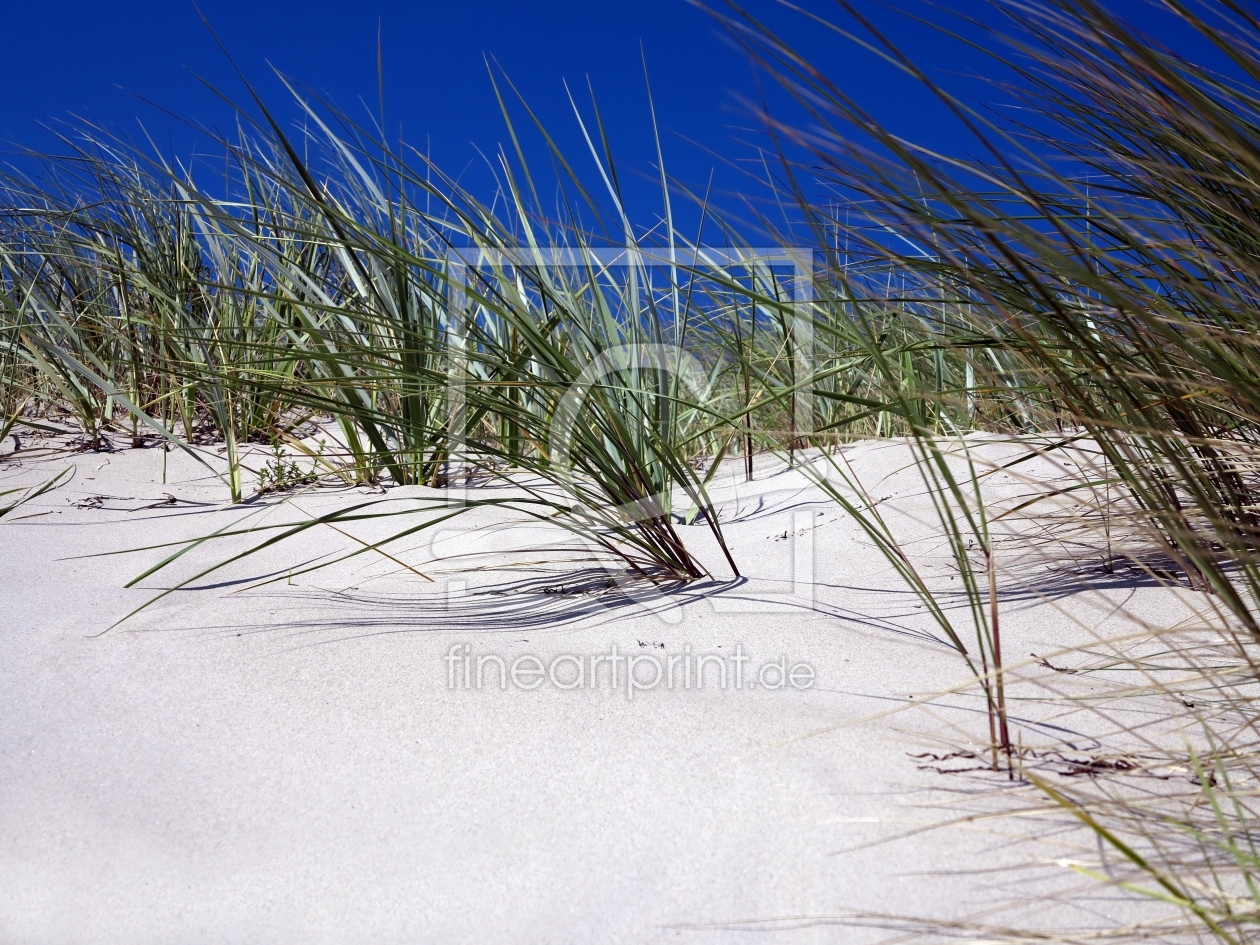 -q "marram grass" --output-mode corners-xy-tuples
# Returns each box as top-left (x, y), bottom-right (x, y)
(6, 0), (1260, 939)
